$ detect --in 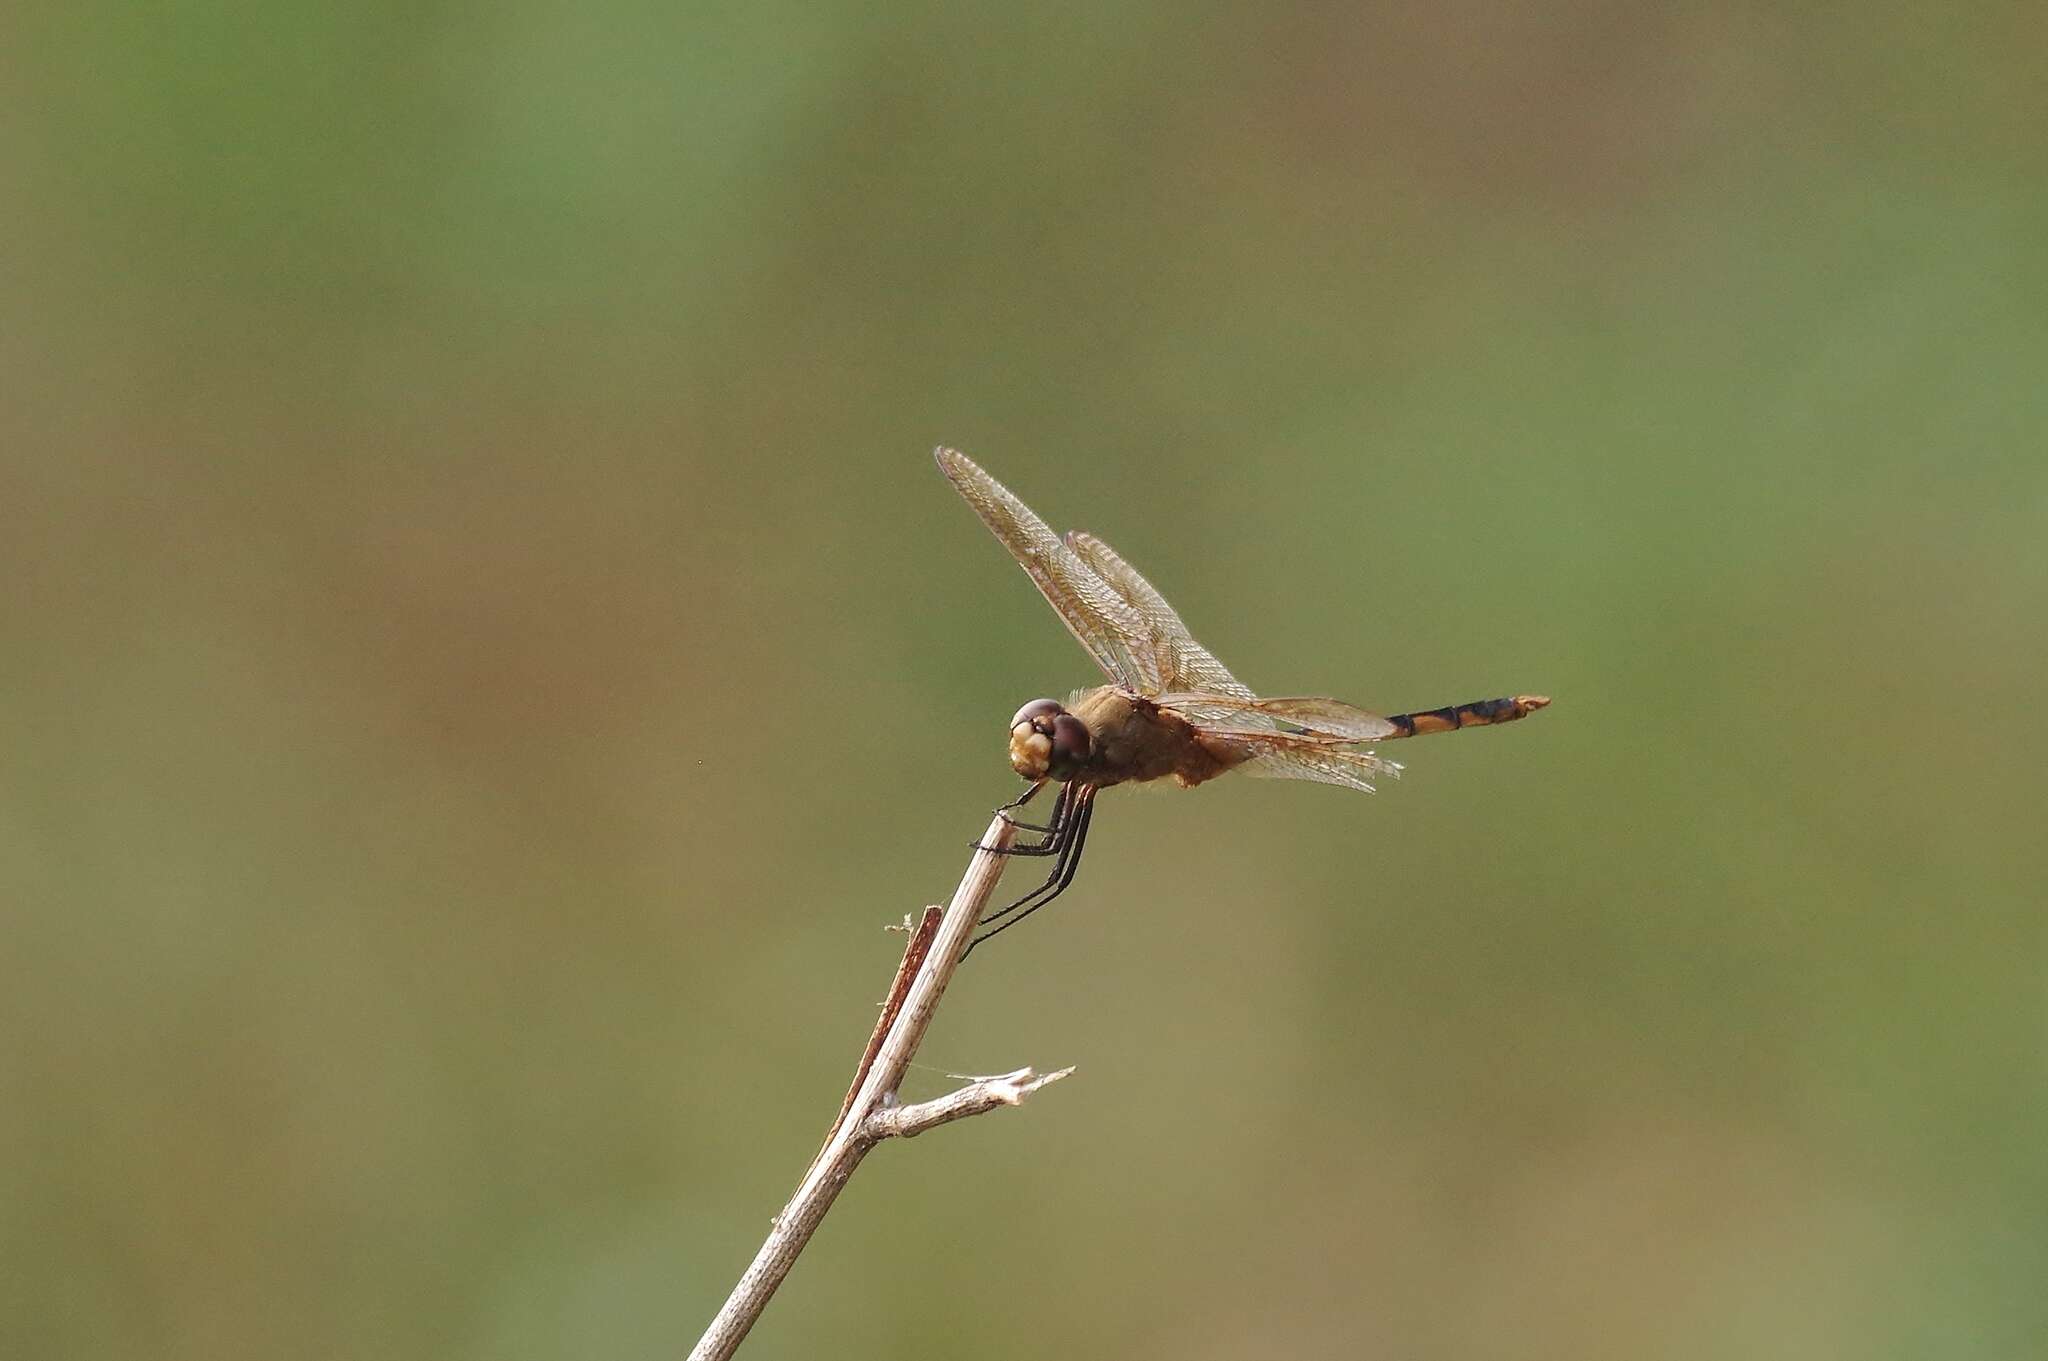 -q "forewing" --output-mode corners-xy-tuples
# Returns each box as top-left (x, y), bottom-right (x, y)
(1064, 531), (1253, 709)
(1154, 692), (1401, 742)
(935, 448), (1162, 692)
(1198, 726), (1404, 792)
